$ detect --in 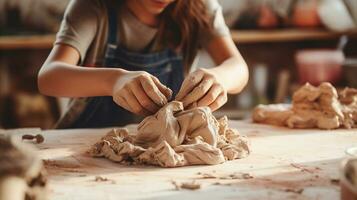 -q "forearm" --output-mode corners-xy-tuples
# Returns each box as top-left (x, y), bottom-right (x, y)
(207, 56), (249, 94)
(38, 61), (125, 97)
